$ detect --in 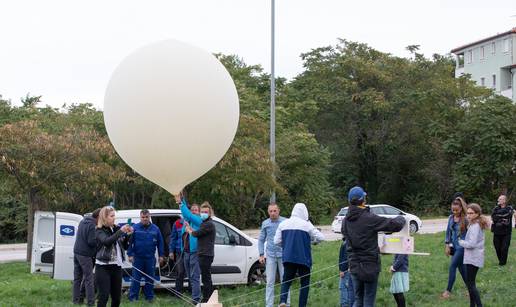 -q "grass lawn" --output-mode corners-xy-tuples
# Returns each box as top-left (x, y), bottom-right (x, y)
(0, 231), (515, 306)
